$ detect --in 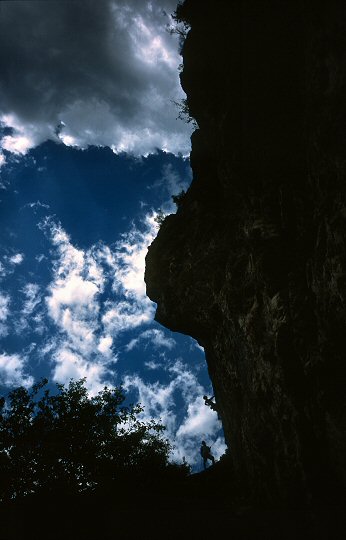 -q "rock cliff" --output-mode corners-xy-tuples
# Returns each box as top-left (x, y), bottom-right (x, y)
(145, 0), (346, 517)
